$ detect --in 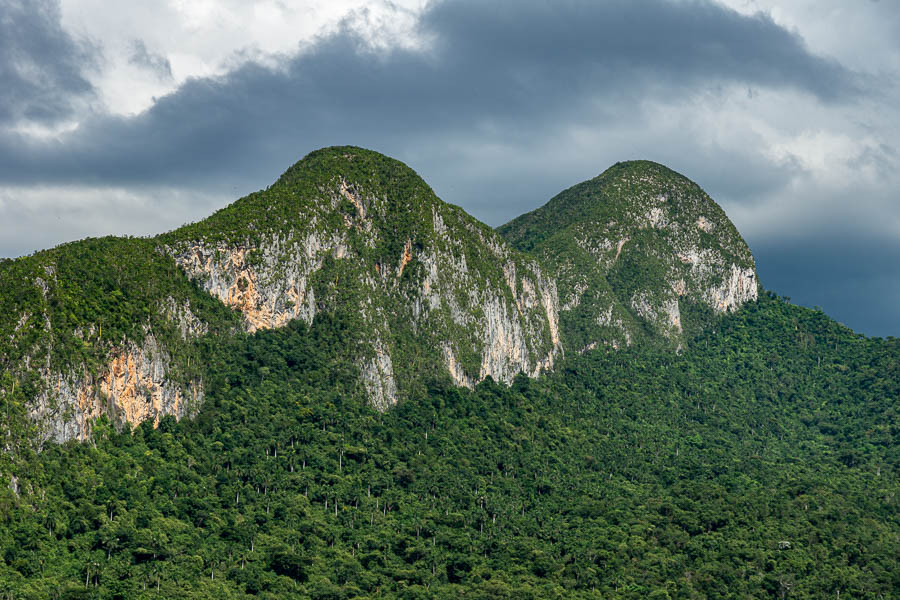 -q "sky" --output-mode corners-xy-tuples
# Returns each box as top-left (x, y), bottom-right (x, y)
(1, 0), (899, 336)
